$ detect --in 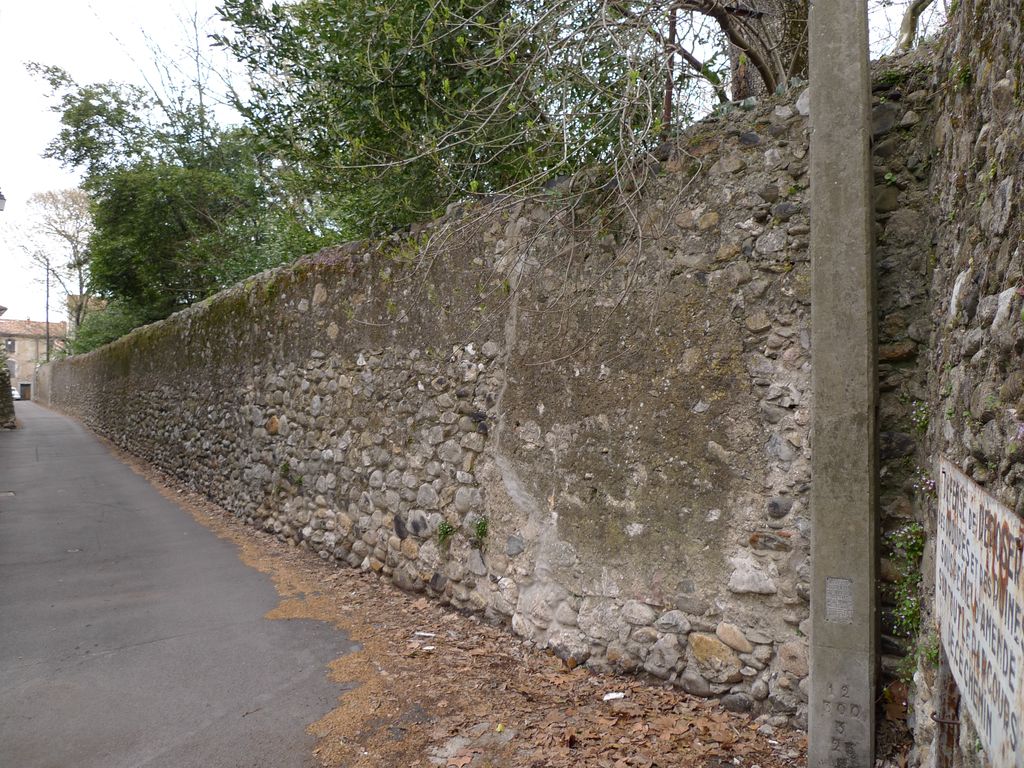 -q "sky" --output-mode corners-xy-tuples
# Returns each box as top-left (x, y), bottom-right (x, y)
(0, 1), (940, 324)
(0, 0), (235, 322)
